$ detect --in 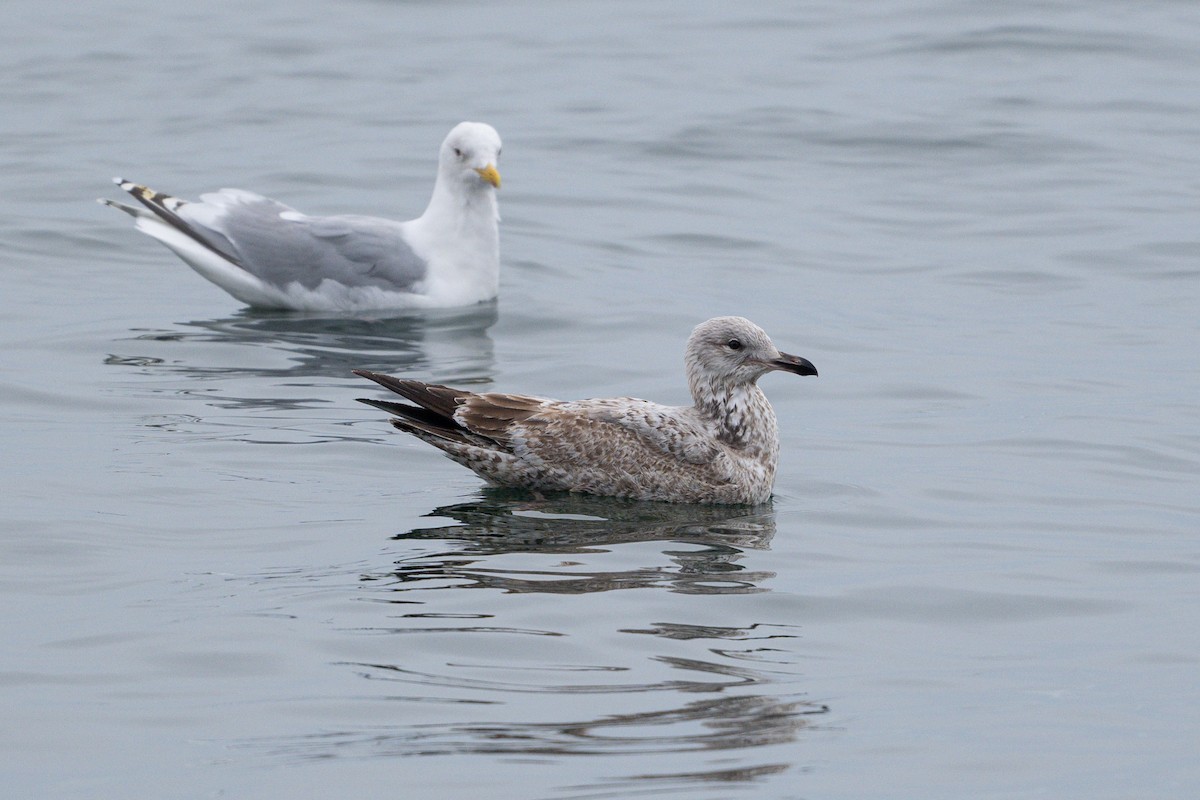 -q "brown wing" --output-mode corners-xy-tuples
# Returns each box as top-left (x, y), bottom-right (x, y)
(457, 393), (548, 443)
(353, 370), (550, 449)
(353, 370), (464, 416)
(353, 370), (477, 445)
